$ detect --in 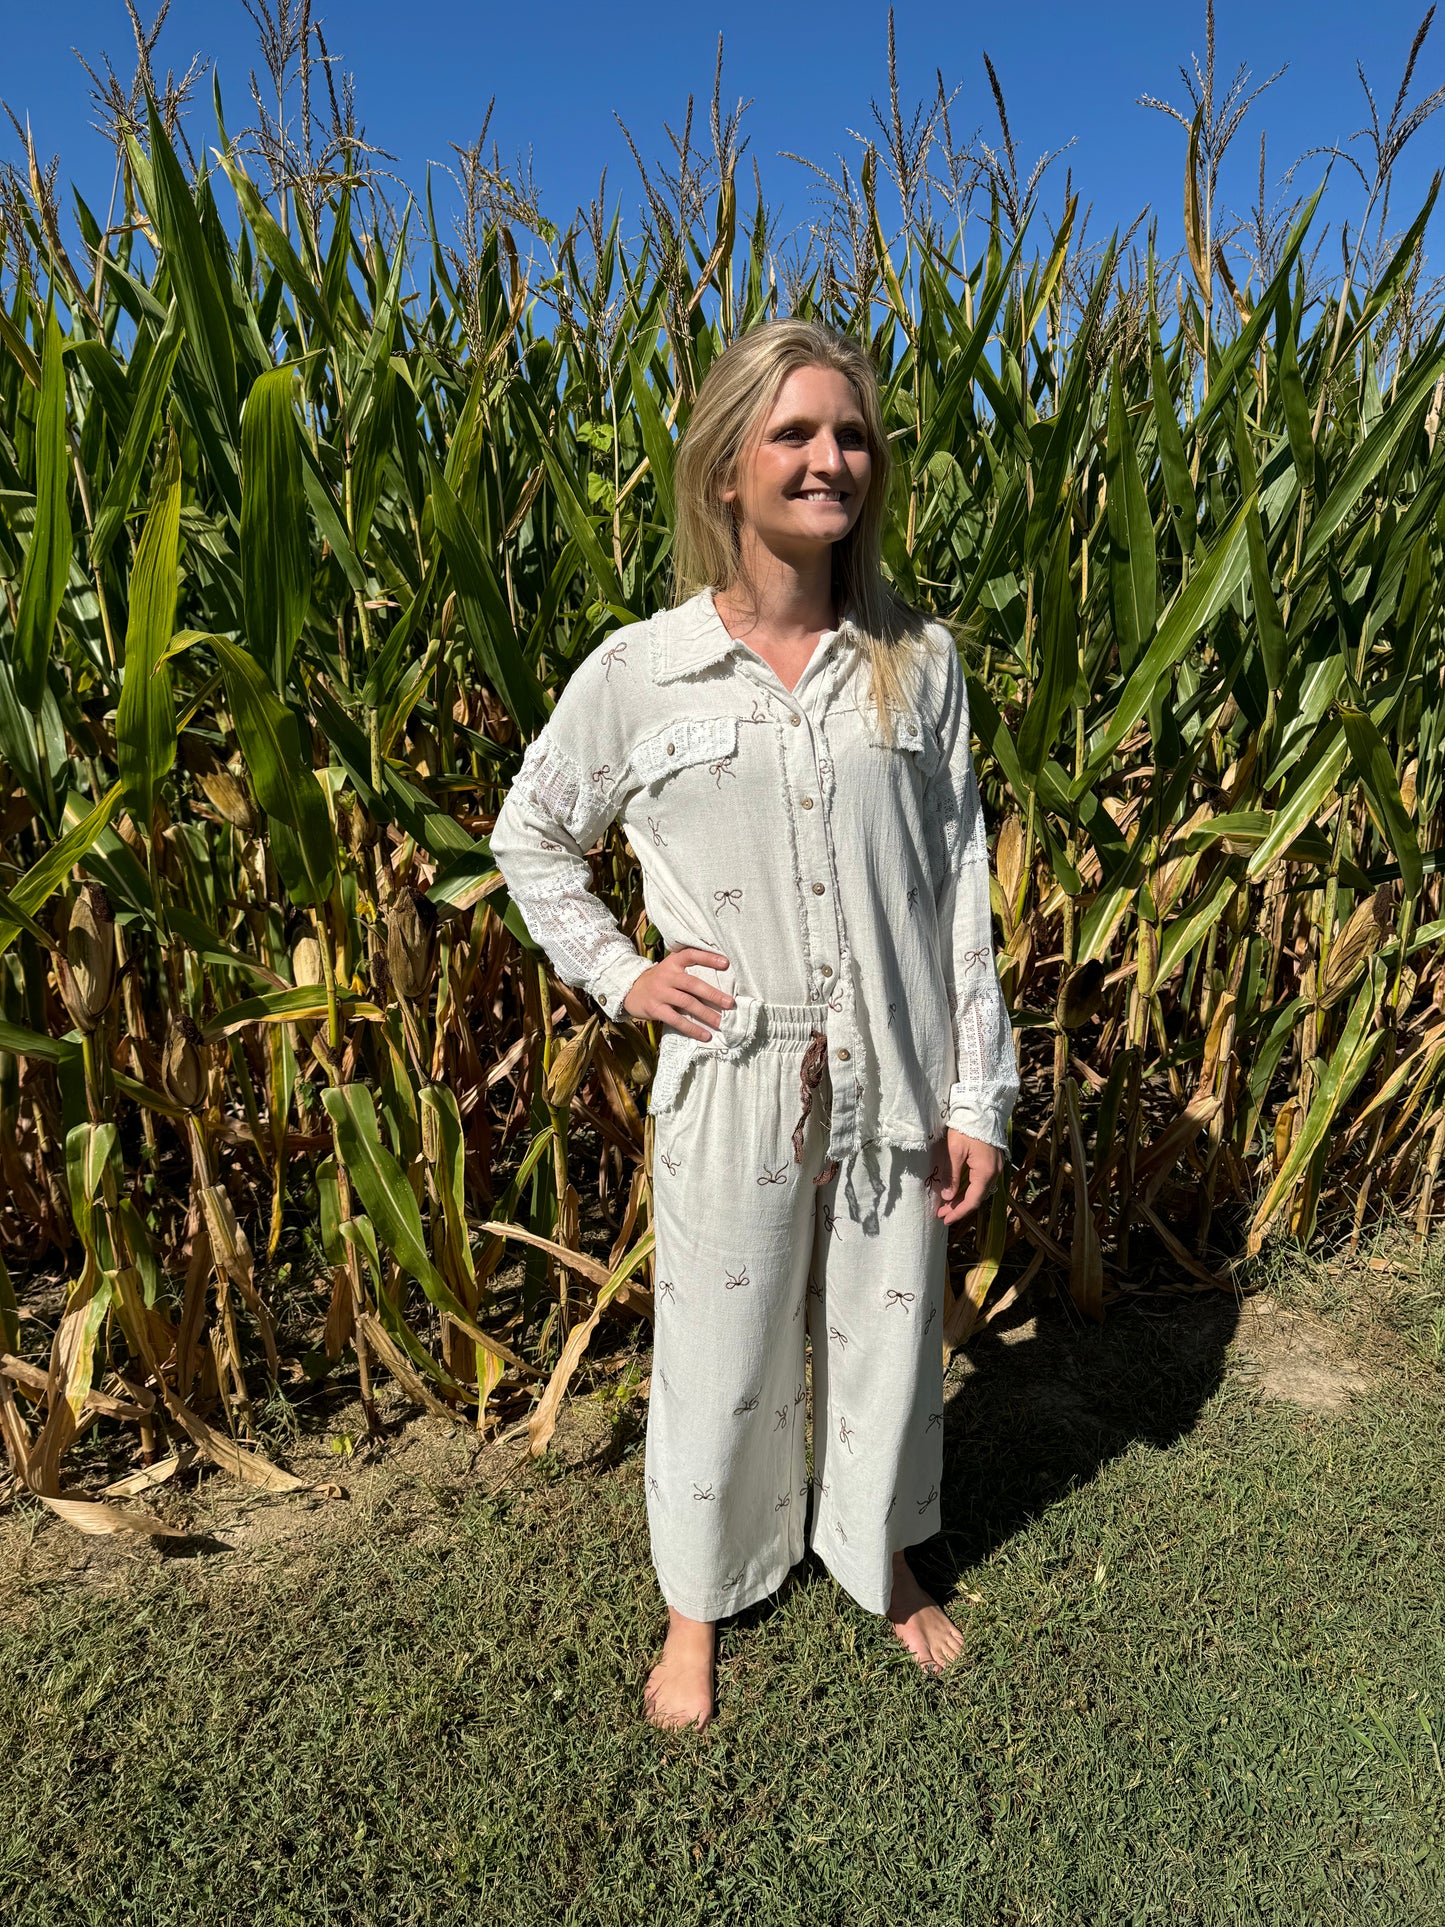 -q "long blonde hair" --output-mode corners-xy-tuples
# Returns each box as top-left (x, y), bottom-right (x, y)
(670, 317), (939, 739)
